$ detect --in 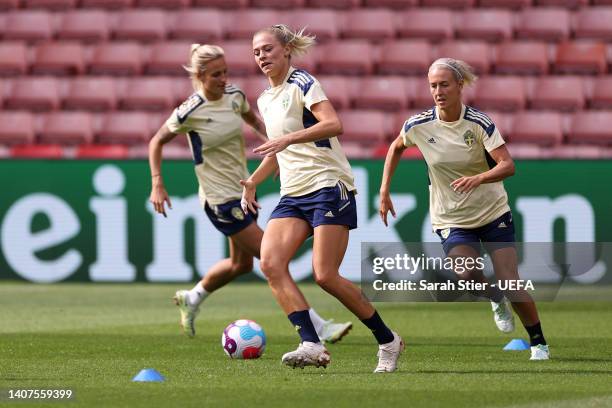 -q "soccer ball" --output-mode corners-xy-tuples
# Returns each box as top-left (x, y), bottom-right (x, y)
(221, 319), (266, 359)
